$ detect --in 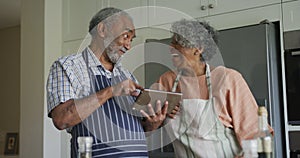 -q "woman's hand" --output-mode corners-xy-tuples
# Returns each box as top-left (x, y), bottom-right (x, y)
(167, 104), (180, 119)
